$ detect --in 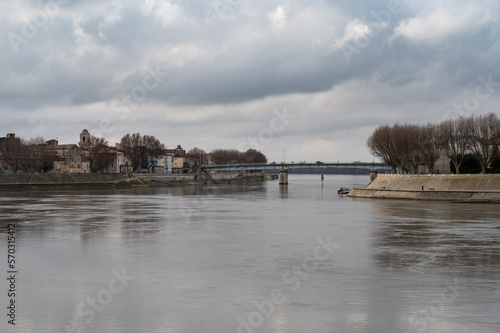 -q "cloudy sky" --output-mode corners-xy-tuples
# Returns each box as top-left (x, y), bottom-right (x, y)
(2, 0), (500, 163)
